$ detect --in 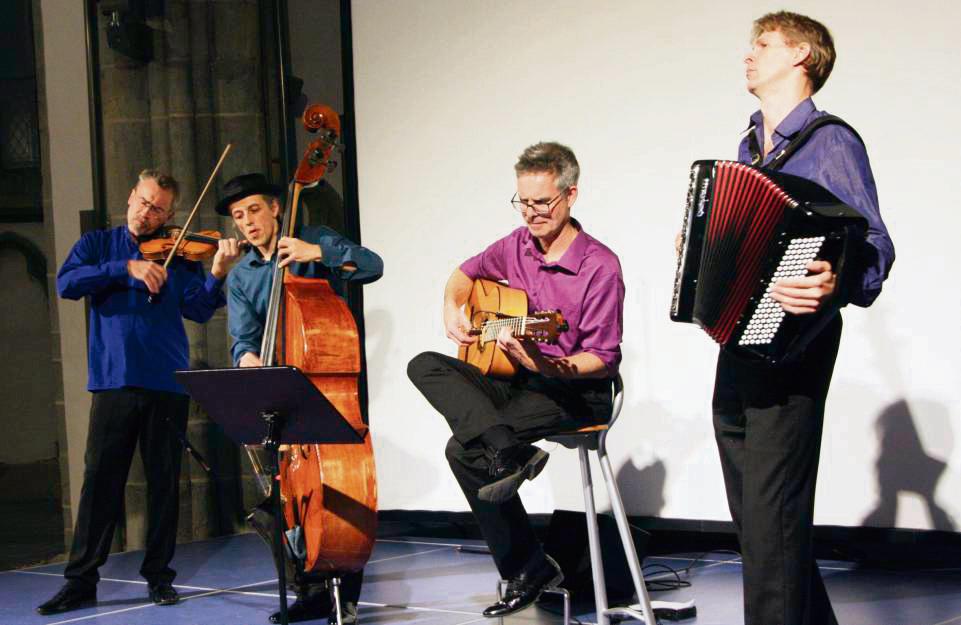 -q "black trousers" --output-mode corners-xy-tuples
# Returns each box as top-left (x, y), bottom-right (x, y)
(249, 494), (365, 606)
(712, 316), (842, 625)
(64, 387), (189, 589)
(407, 351), (611, 579)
